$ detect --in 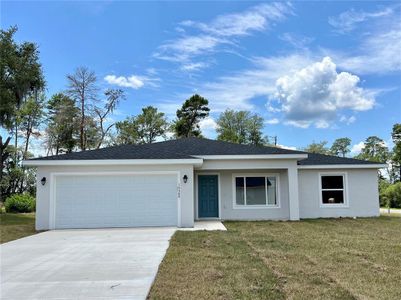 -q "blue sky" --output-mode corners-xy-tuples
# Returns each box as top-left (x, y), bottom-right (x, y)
(2, 1), (400, 153)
